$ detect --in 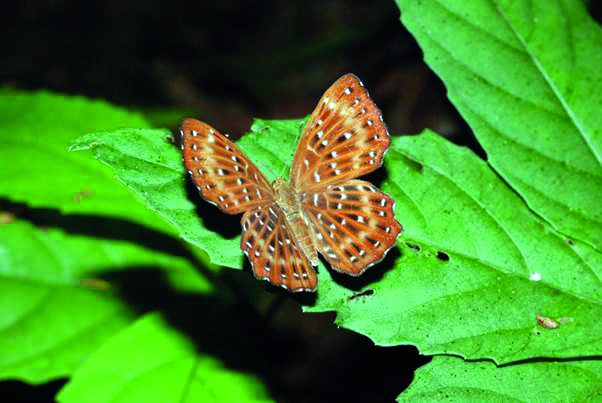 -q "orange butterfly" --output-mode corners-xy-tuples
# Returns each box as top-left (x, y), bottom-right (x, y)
(181, 74), (401, 291)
